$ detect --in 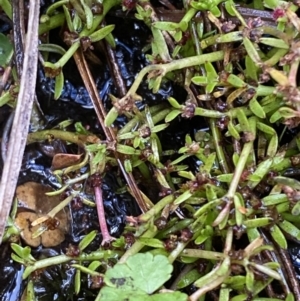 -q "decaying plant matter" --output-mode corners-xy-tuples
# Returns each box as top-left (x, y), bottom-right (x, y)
(1, 0), (300, 300)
